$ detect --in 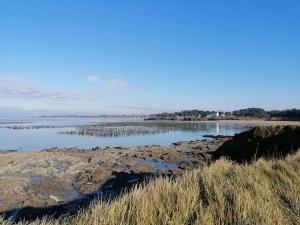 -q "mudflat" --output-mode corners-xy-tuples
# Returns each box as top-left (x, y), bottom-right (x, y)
(0, 137), (228, 220)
